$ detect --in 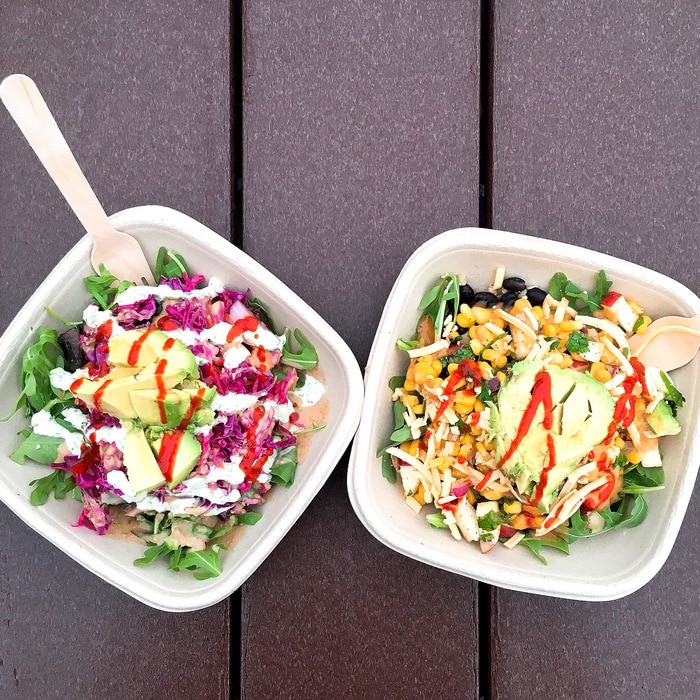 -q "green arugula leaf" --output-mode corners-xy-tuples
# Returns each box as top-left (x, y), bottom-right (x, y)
(441, 343), (476, 367)
(85, 264), (135, 310)
(477, 382), (491, 403)
(660, 371), (685, 408)
(11, 433), (65, 465)
(292, 422), (326, 436)
(418, 274), (460, 337)
(9, 327), (66, 419)
(237, 512), (263, 526)
(43, 306), (81, 327)
(388, 375), (406, 390)
(566, 331), (591, 354)
(28, 469), (76, 506)
(176, 546), (223, 580)
(548, 270), (613, 315)
(154, 247), (188, 282)
(270, 447), (298, 487)
(248, 296), (277, 334)
(519, 536), (570, 565)
(426, 512), (448, 529)
(282, 329), (318, 370)
(133, 542), (171, 566)
(381, 452), (397, 484)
